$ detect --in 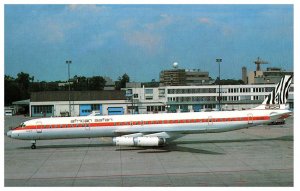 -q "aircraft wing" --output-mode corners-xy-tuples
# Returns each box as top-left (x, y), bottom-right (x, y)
(114, 131), (184, 141)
